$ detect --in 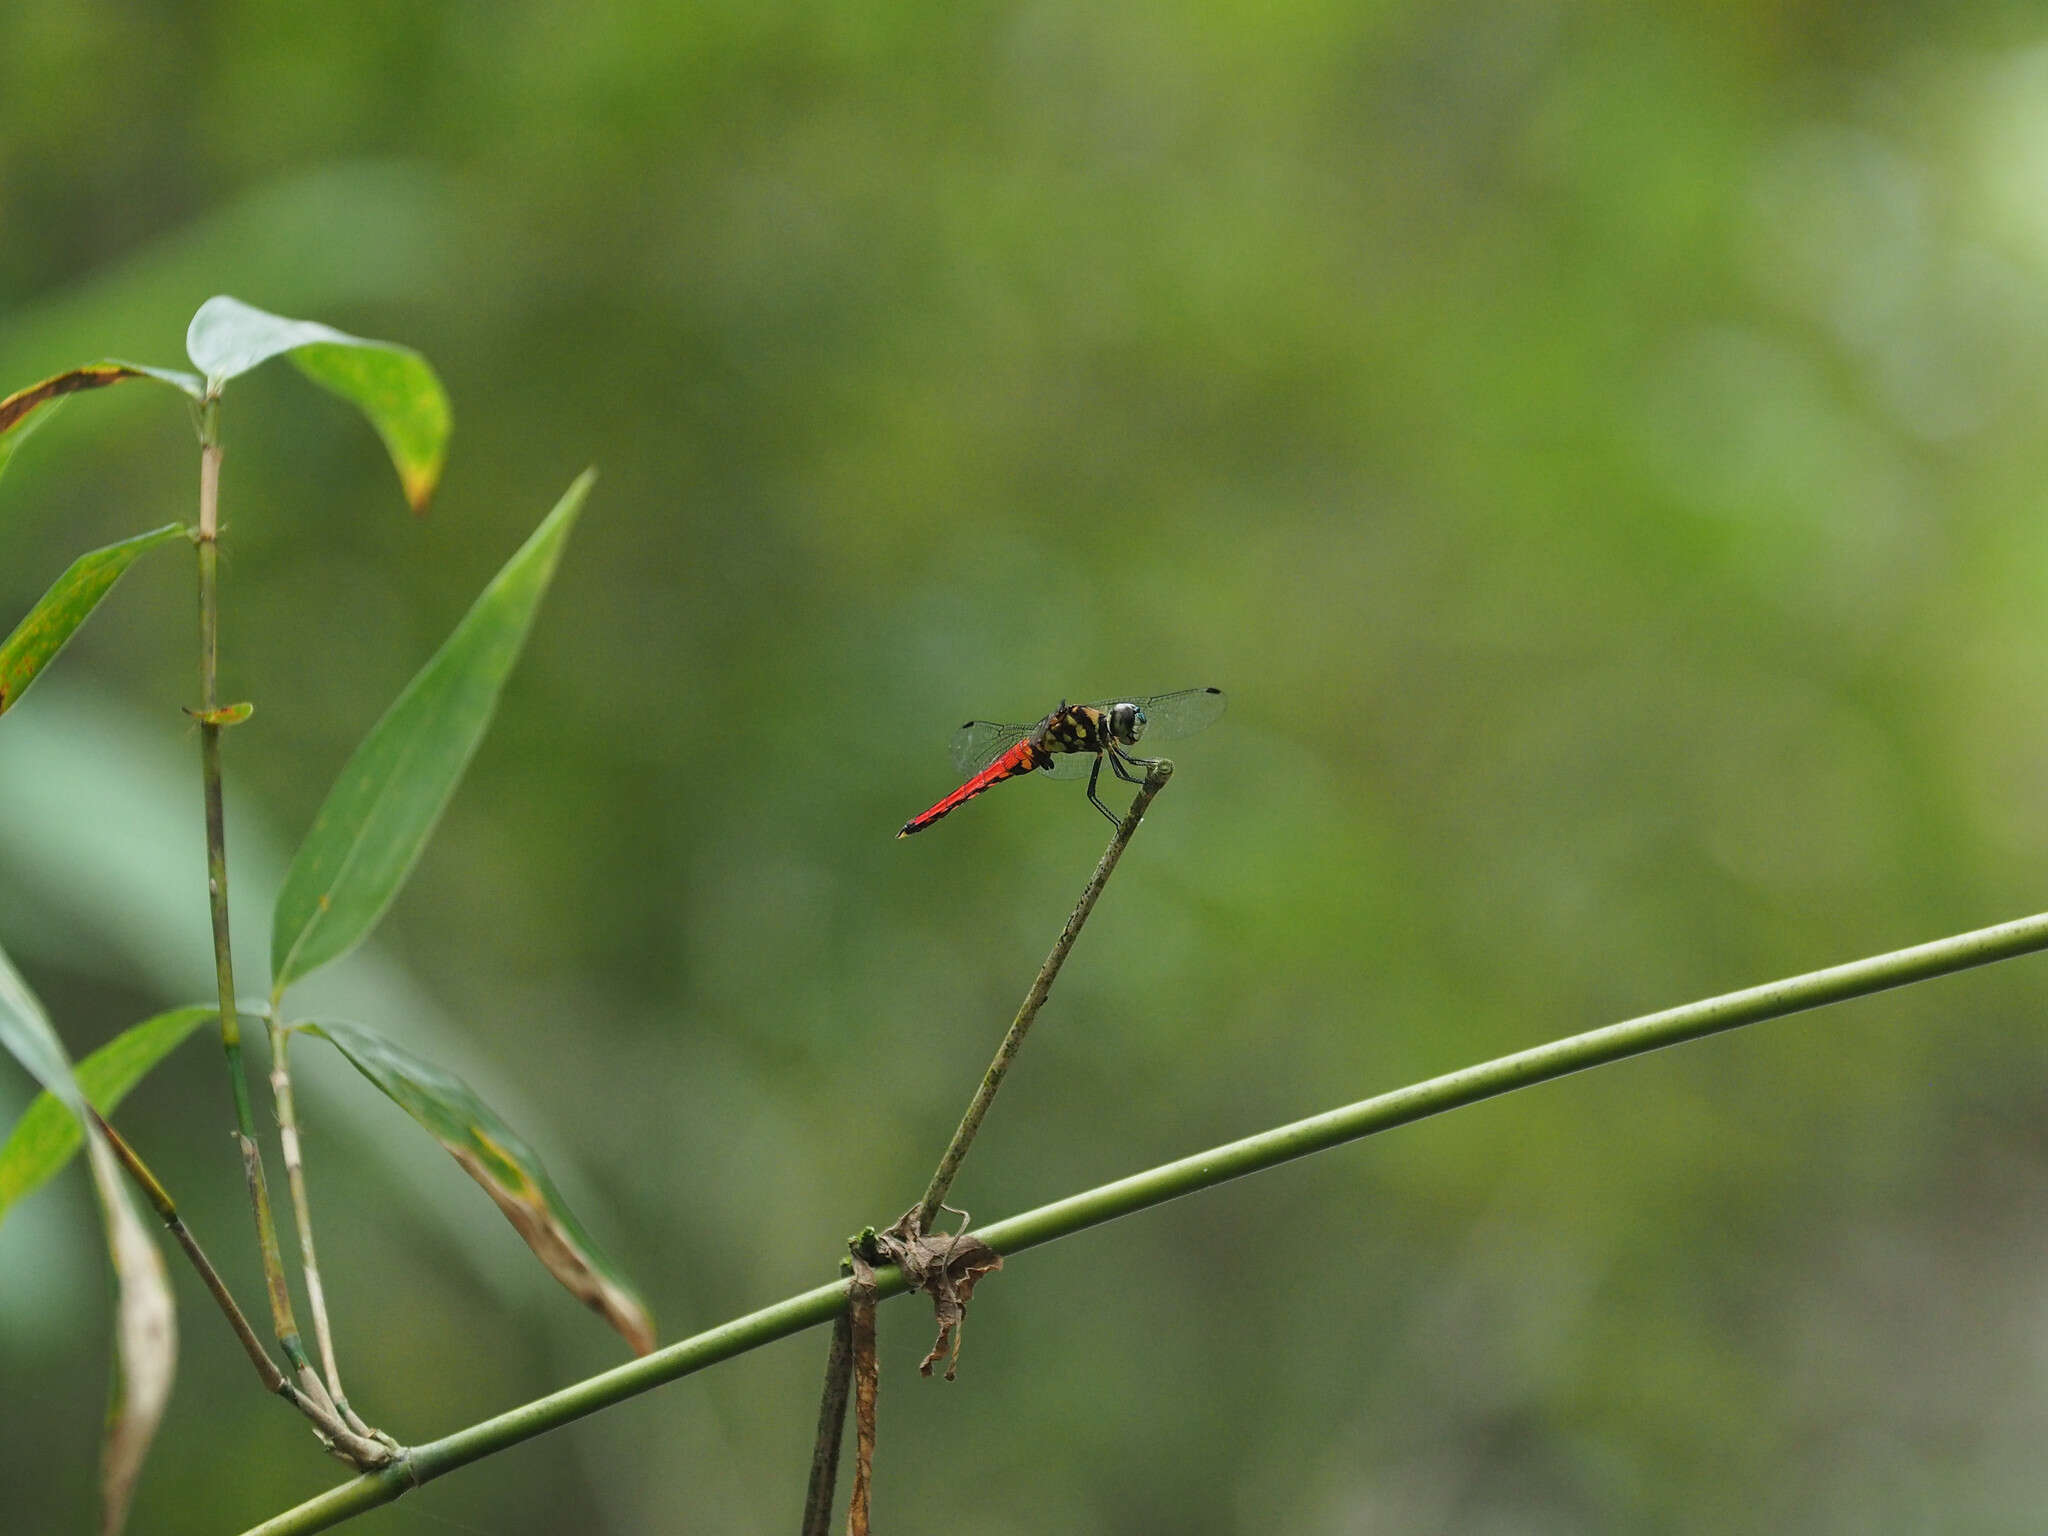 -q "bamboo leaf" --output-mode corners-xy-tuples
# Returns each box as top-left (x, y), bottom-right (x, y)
(270, 471), (593, 994)
(0, 1006), (221, 1225)
(0, 364), (200, 485)
(0, 944), (175, 1531)
(0, 940), (86, 1115)
(87, 1135), (175, 1536)
(184, 295), (451, 509)
(290, 341), (451, 512)
(0, 525), (189, 717)
(107, 361), (208, 395)
(306, 1019), (654, 1354)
